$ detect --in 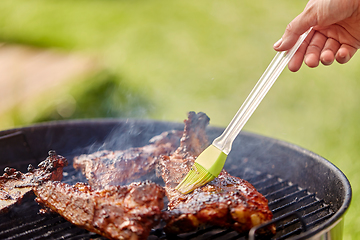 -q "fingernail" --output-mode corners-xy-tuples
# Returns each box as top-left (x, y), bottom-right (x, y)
(338, 50), (349, 61)
(273, 38), (282, 49)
